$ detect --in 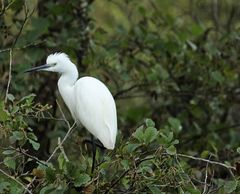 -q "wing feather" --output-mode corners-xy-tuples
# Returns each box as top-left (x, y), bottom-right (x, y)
(74, 76), (117, 149)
